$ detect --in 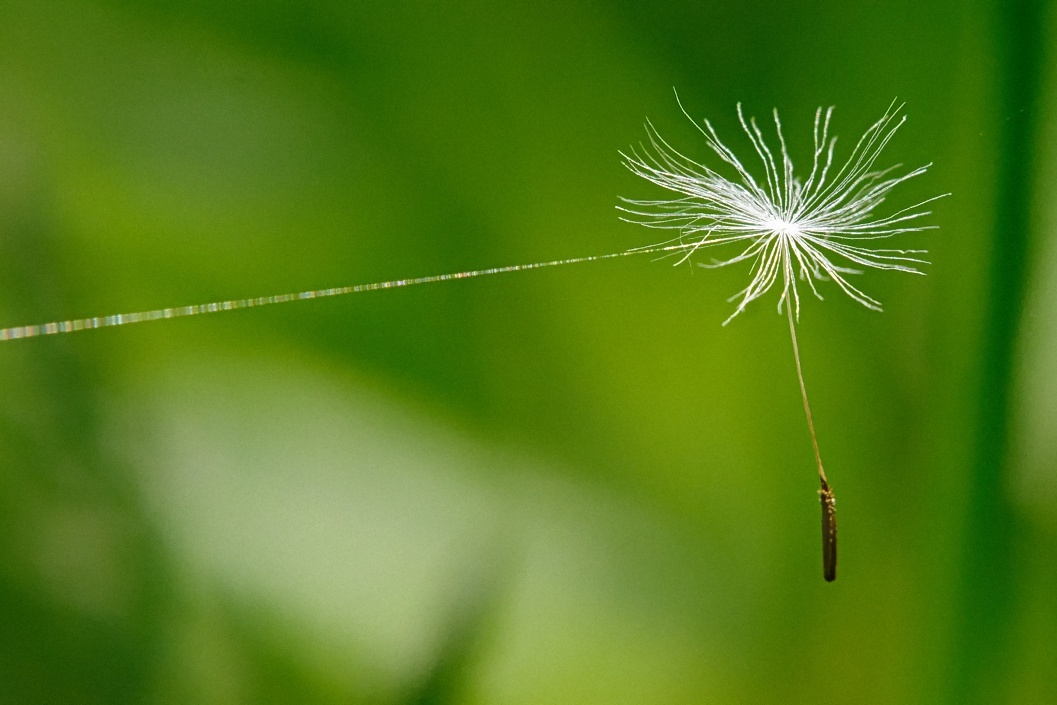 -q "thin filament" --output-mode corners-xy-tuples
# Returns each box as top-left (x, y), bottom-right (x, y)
(785, 301), (828, 487)
(0, 245), (680, 342)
